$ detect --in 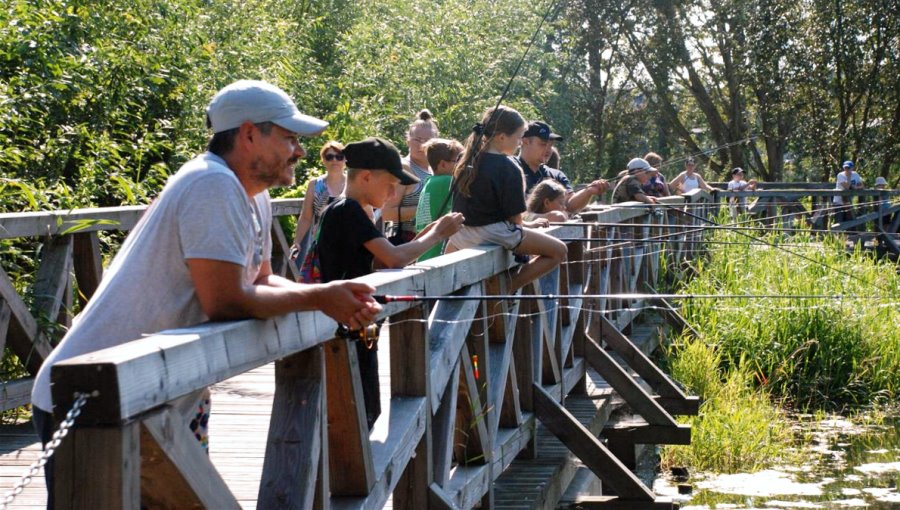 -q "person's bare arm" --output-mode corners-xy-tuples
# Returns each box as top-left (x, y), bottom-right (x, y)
(634, 192), (658, 204)
(292, 180), (317, 247)
(669, 172), (685, 193)
(187, 259), (380, 329)
(364, 213), (464, 268)
(566, 180), (609, 213)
